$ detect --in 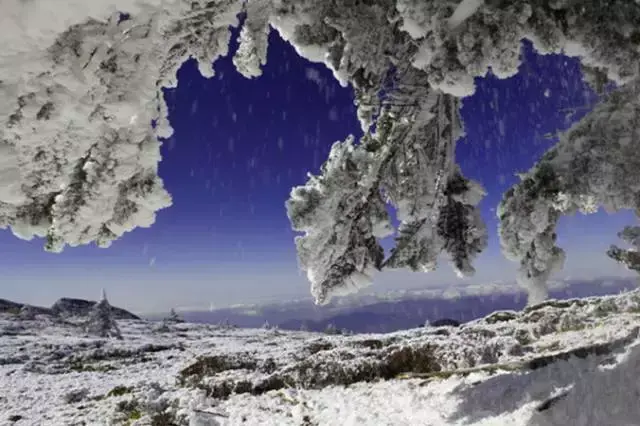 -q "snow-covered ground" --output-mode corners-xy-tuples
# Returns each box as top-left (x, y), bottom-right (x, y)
(2, 290), (640, 426)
